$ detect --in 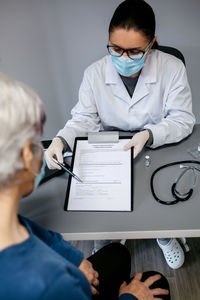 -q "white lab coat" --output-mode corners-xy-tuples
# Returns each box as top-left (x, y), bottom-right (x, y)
(57, 49), (195, 150)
